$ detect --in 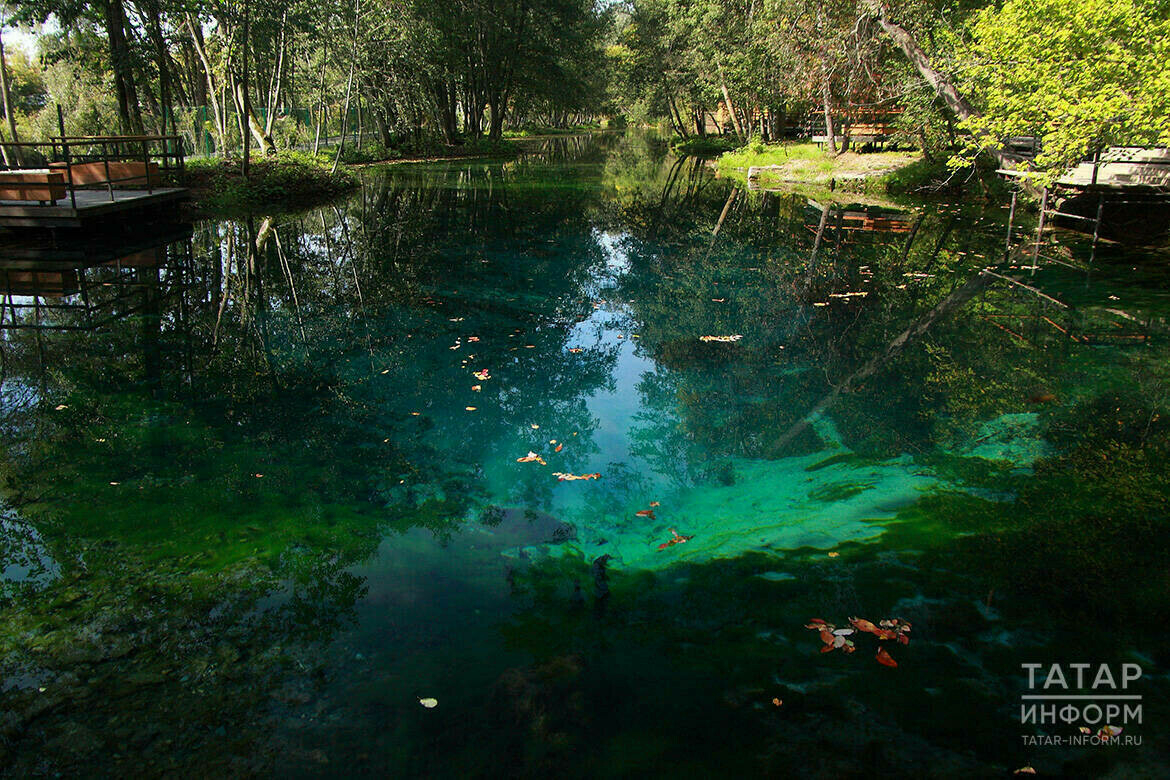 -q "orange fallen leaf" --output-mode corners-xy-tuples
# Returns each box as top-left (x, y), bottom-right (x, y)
(472, 369), (491, 380)
(467, 336), (480, 342)
(555, 443), (563, 452)
(635, 509), (656, 519)
(465, 406), (477, 411)
(699, 334), (742, 343)
(849, 617), (879, 635)
(553, 472), (601, 481)
(569, 348), (583, 353)
(827, 551), (839, 558)
(875, 646), (898, 668)
(471, 385), (482, 392)
(656, 528), (693, 550)
(517, 451), (547, 465)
